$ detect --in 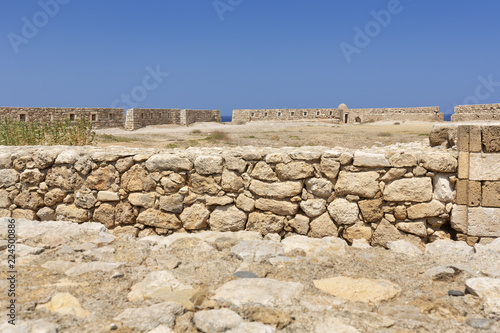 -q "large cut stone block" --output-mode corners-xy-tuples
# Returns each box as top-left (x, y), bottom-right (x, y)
(353, 152), (390, 168)
(334, 171), (380, 198)
(468, 207), (500, 237)
(482, 182), (500, 207)
(470, 154), (500, 181)
(469, 126), (482, 152)
(458, 152), (469, 179)
(383, 178), (432, 202)
(457, 125), (470, 152)
(482, 126), (500, 152)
